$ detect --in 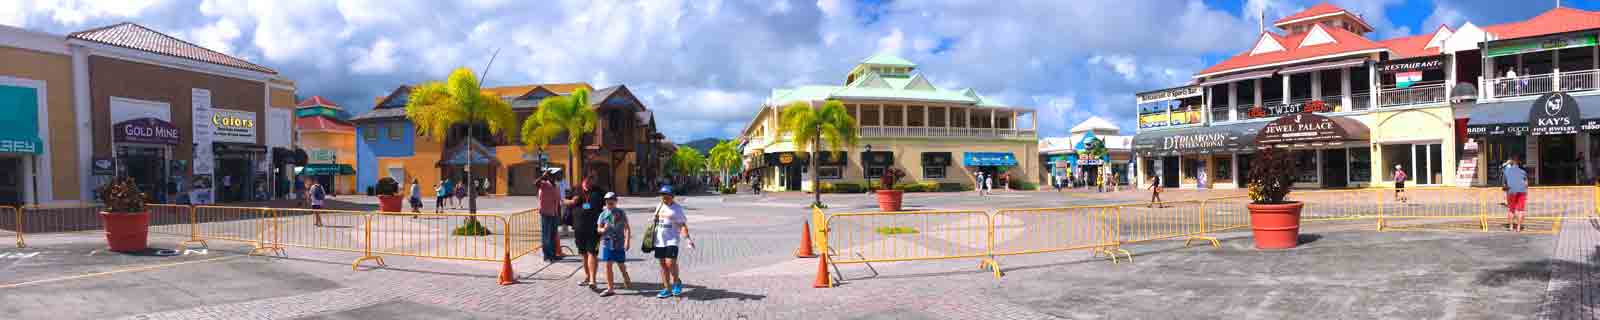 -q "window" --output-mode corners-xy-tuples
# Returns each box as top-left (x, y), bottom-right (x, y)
(1295, 150), (1318, 183)
(1350, 147), (1372, 182)
(866, 166), (885, 179)
(388, 123), (404, 140)
(1382, 143), (1443, 184)
(1212, 156), (1232, 183)
(363, 125), (378, 141)
(818, 166), (842, 179)
(924, 166), (946, 179)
